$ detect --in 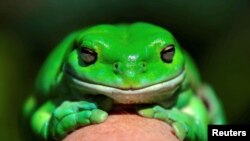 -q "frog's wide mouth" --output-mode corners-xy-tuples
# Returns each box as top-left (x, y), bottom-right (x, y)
(64, 69), (185, 103)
